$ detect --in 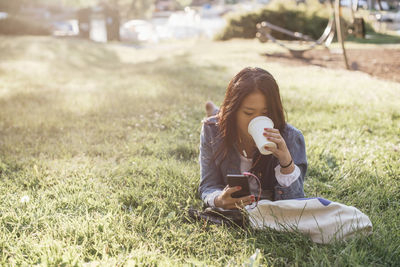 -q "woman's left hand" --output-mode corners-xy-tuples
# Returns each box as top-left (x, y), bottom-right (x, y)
(263, 128), (292, 166)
